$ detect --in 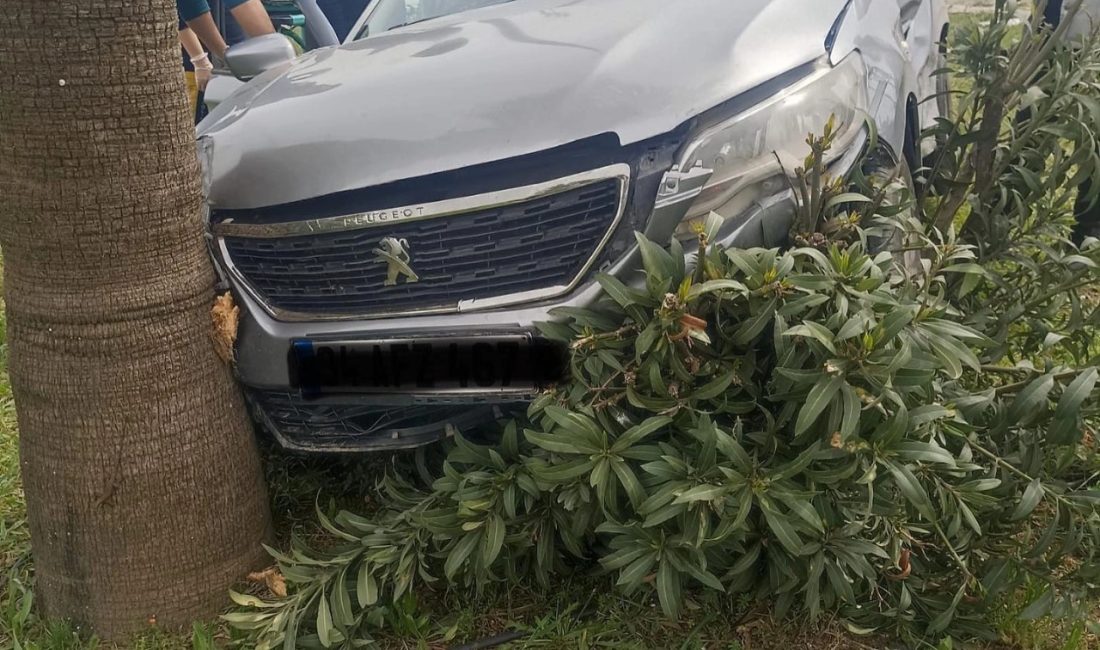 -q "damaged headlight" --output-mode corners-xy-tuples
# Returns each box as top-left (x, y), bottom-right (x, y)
(657, 54), (870, 238)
